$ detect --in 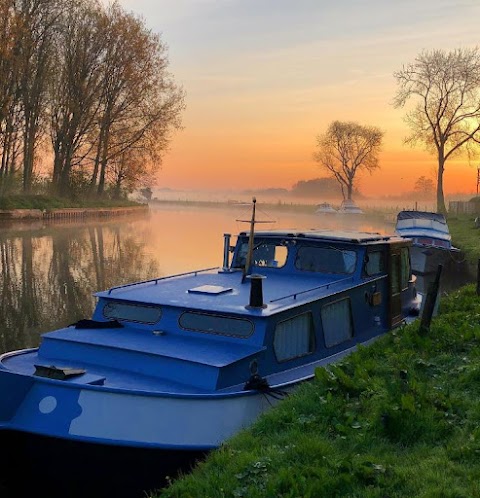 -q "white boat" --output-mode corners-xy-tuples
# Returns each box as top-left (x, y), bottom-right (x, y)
(337, 199), (364, 215)
(395, 210), (460, 274)
(315, 202), (337, 215)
